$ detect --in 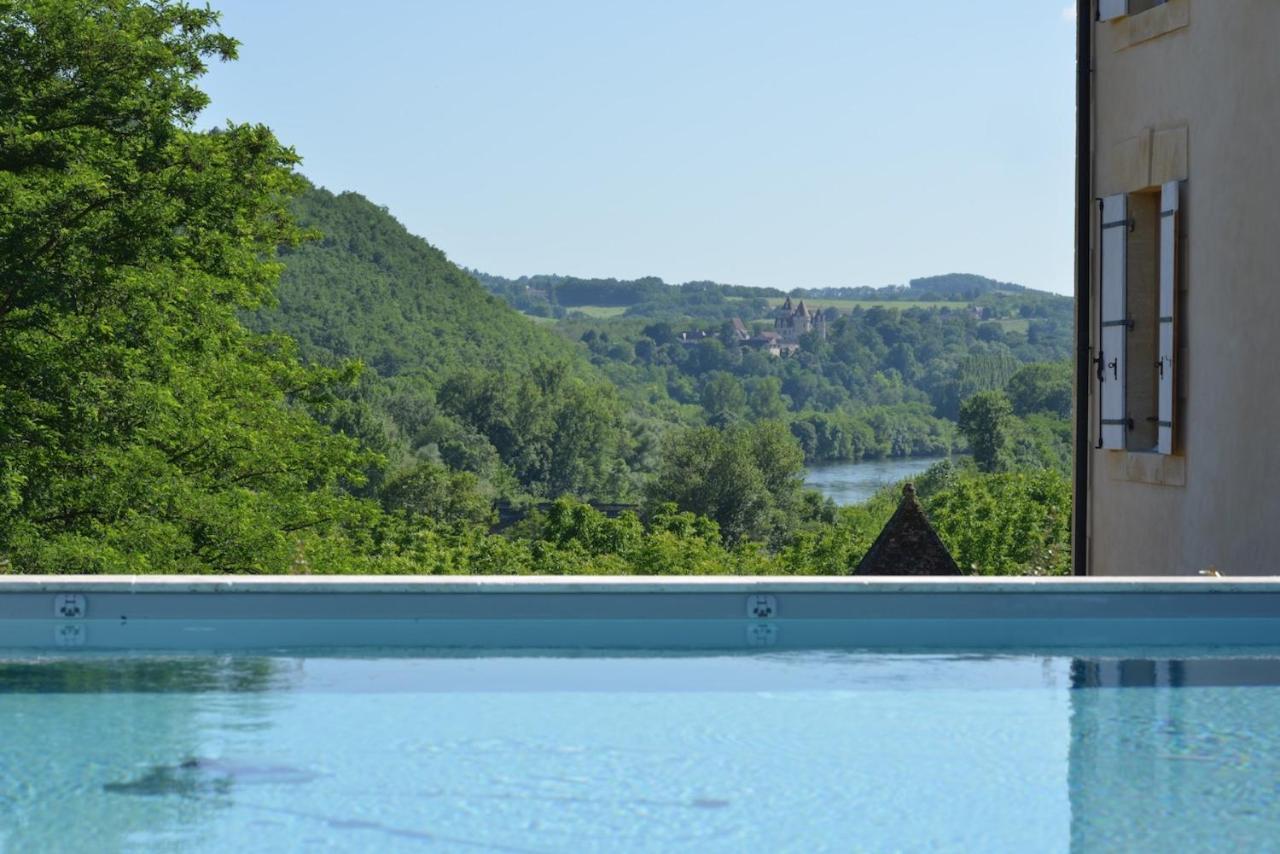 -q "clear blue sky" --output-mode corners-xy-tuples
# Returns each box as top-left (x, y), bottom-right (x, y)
(200, 1), (1078, 295)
